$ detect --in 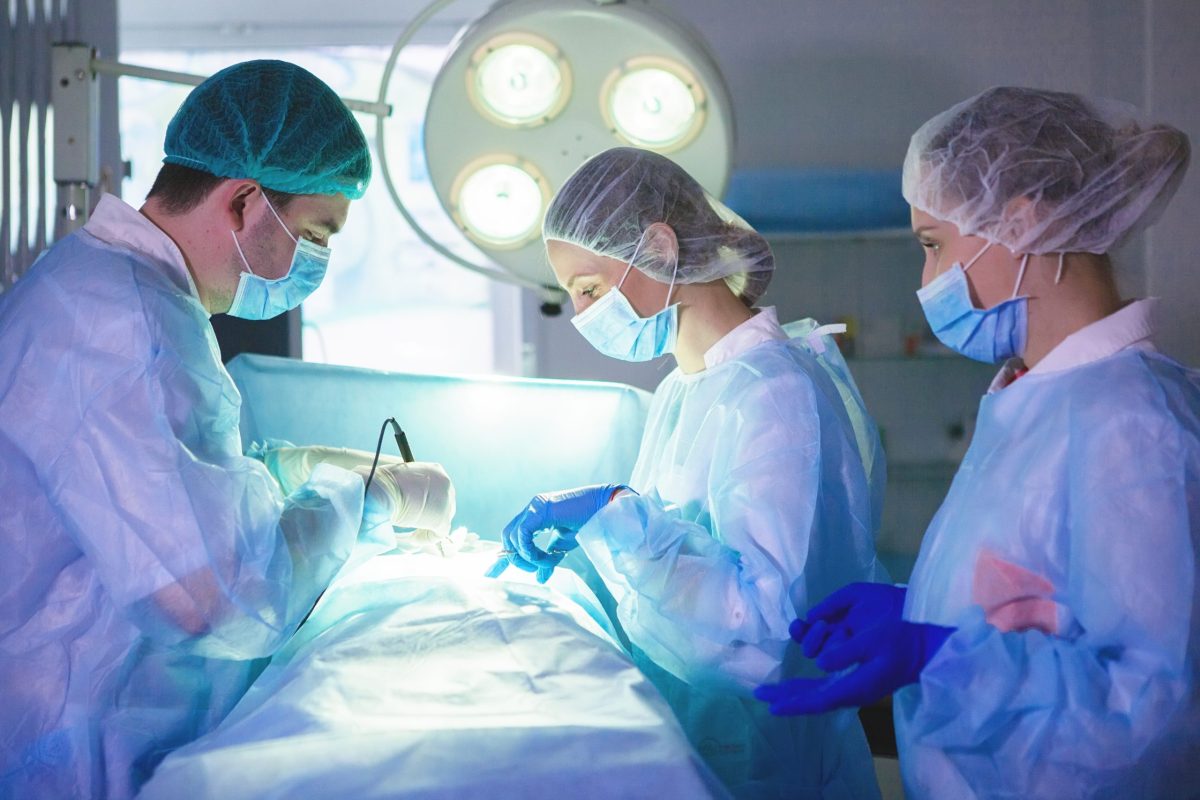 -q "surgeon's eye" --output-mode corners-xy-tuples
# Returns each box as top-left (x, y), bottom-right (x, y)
(580, 285), (598, 298)
(919, 240), (939, 251)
